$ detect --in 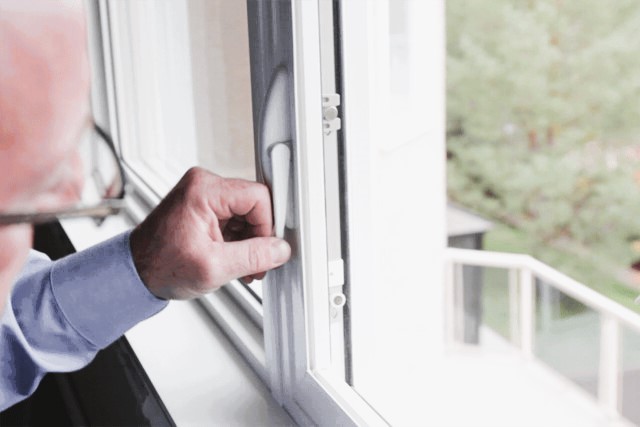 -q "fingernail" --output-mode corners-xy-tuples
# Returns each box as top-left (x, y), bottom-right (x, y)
(271, 239), (291, 265)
